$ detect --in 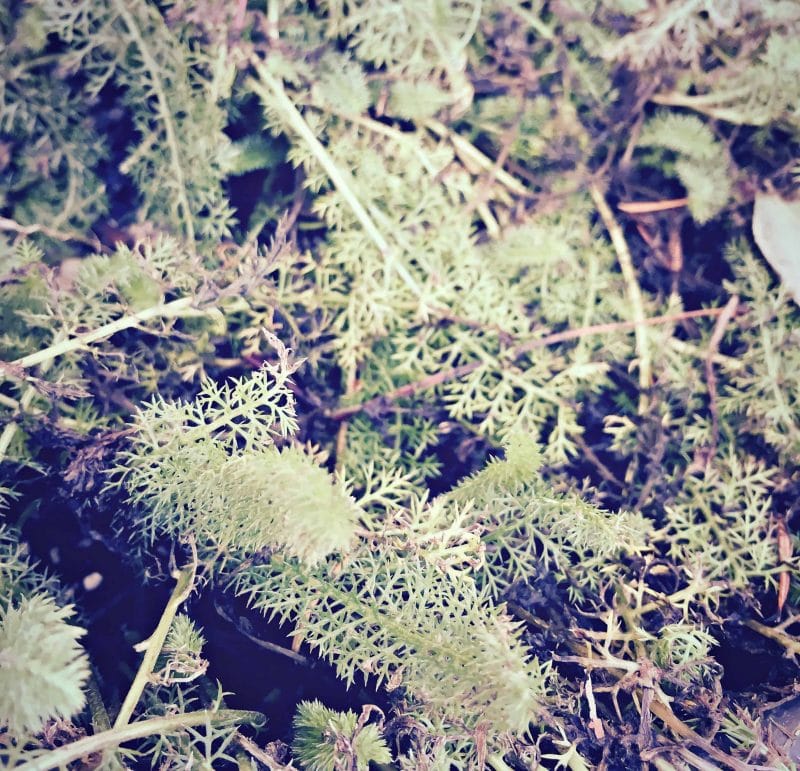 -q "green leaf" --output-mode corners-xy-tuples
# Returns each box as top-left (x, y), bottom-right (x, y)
(388, 80), (452, 120)
(223, 135), (284, 176)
